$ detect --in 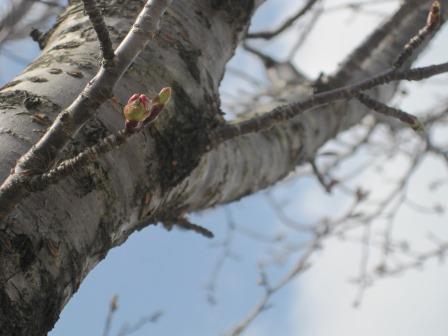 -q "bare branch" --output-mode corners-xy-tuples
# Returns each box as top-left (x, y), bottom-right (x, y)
(224, 236), (321, 336)
(116, 311), (164, 336)
(310, 158), (335, 193)
(103, 295), (118, 336)
(393, 0), (442, 69)
(211, 62), (448, 146)
(355, 92), (424, 131)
